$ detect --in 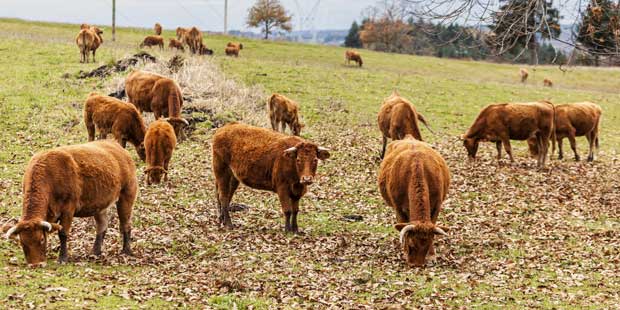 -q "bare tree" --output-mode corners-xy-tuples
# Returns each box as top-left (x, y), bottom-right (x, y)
(247, 0), (293, 40)
(359, 0), (415, 52)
